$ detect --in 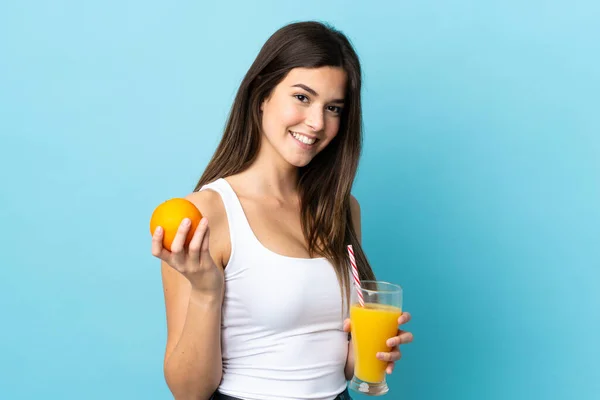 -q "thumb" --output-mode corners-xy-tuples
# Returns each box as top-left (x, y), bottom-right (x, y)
(342, 318), (351, 332)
